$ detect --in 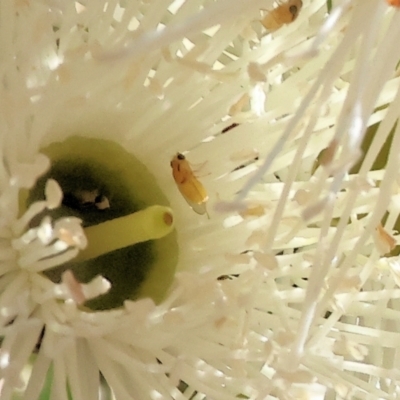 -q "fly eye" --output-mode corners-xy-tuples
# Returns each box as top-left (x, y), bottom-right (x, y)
(177, 153), (185, 160)
(289, 5), (298, 17)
